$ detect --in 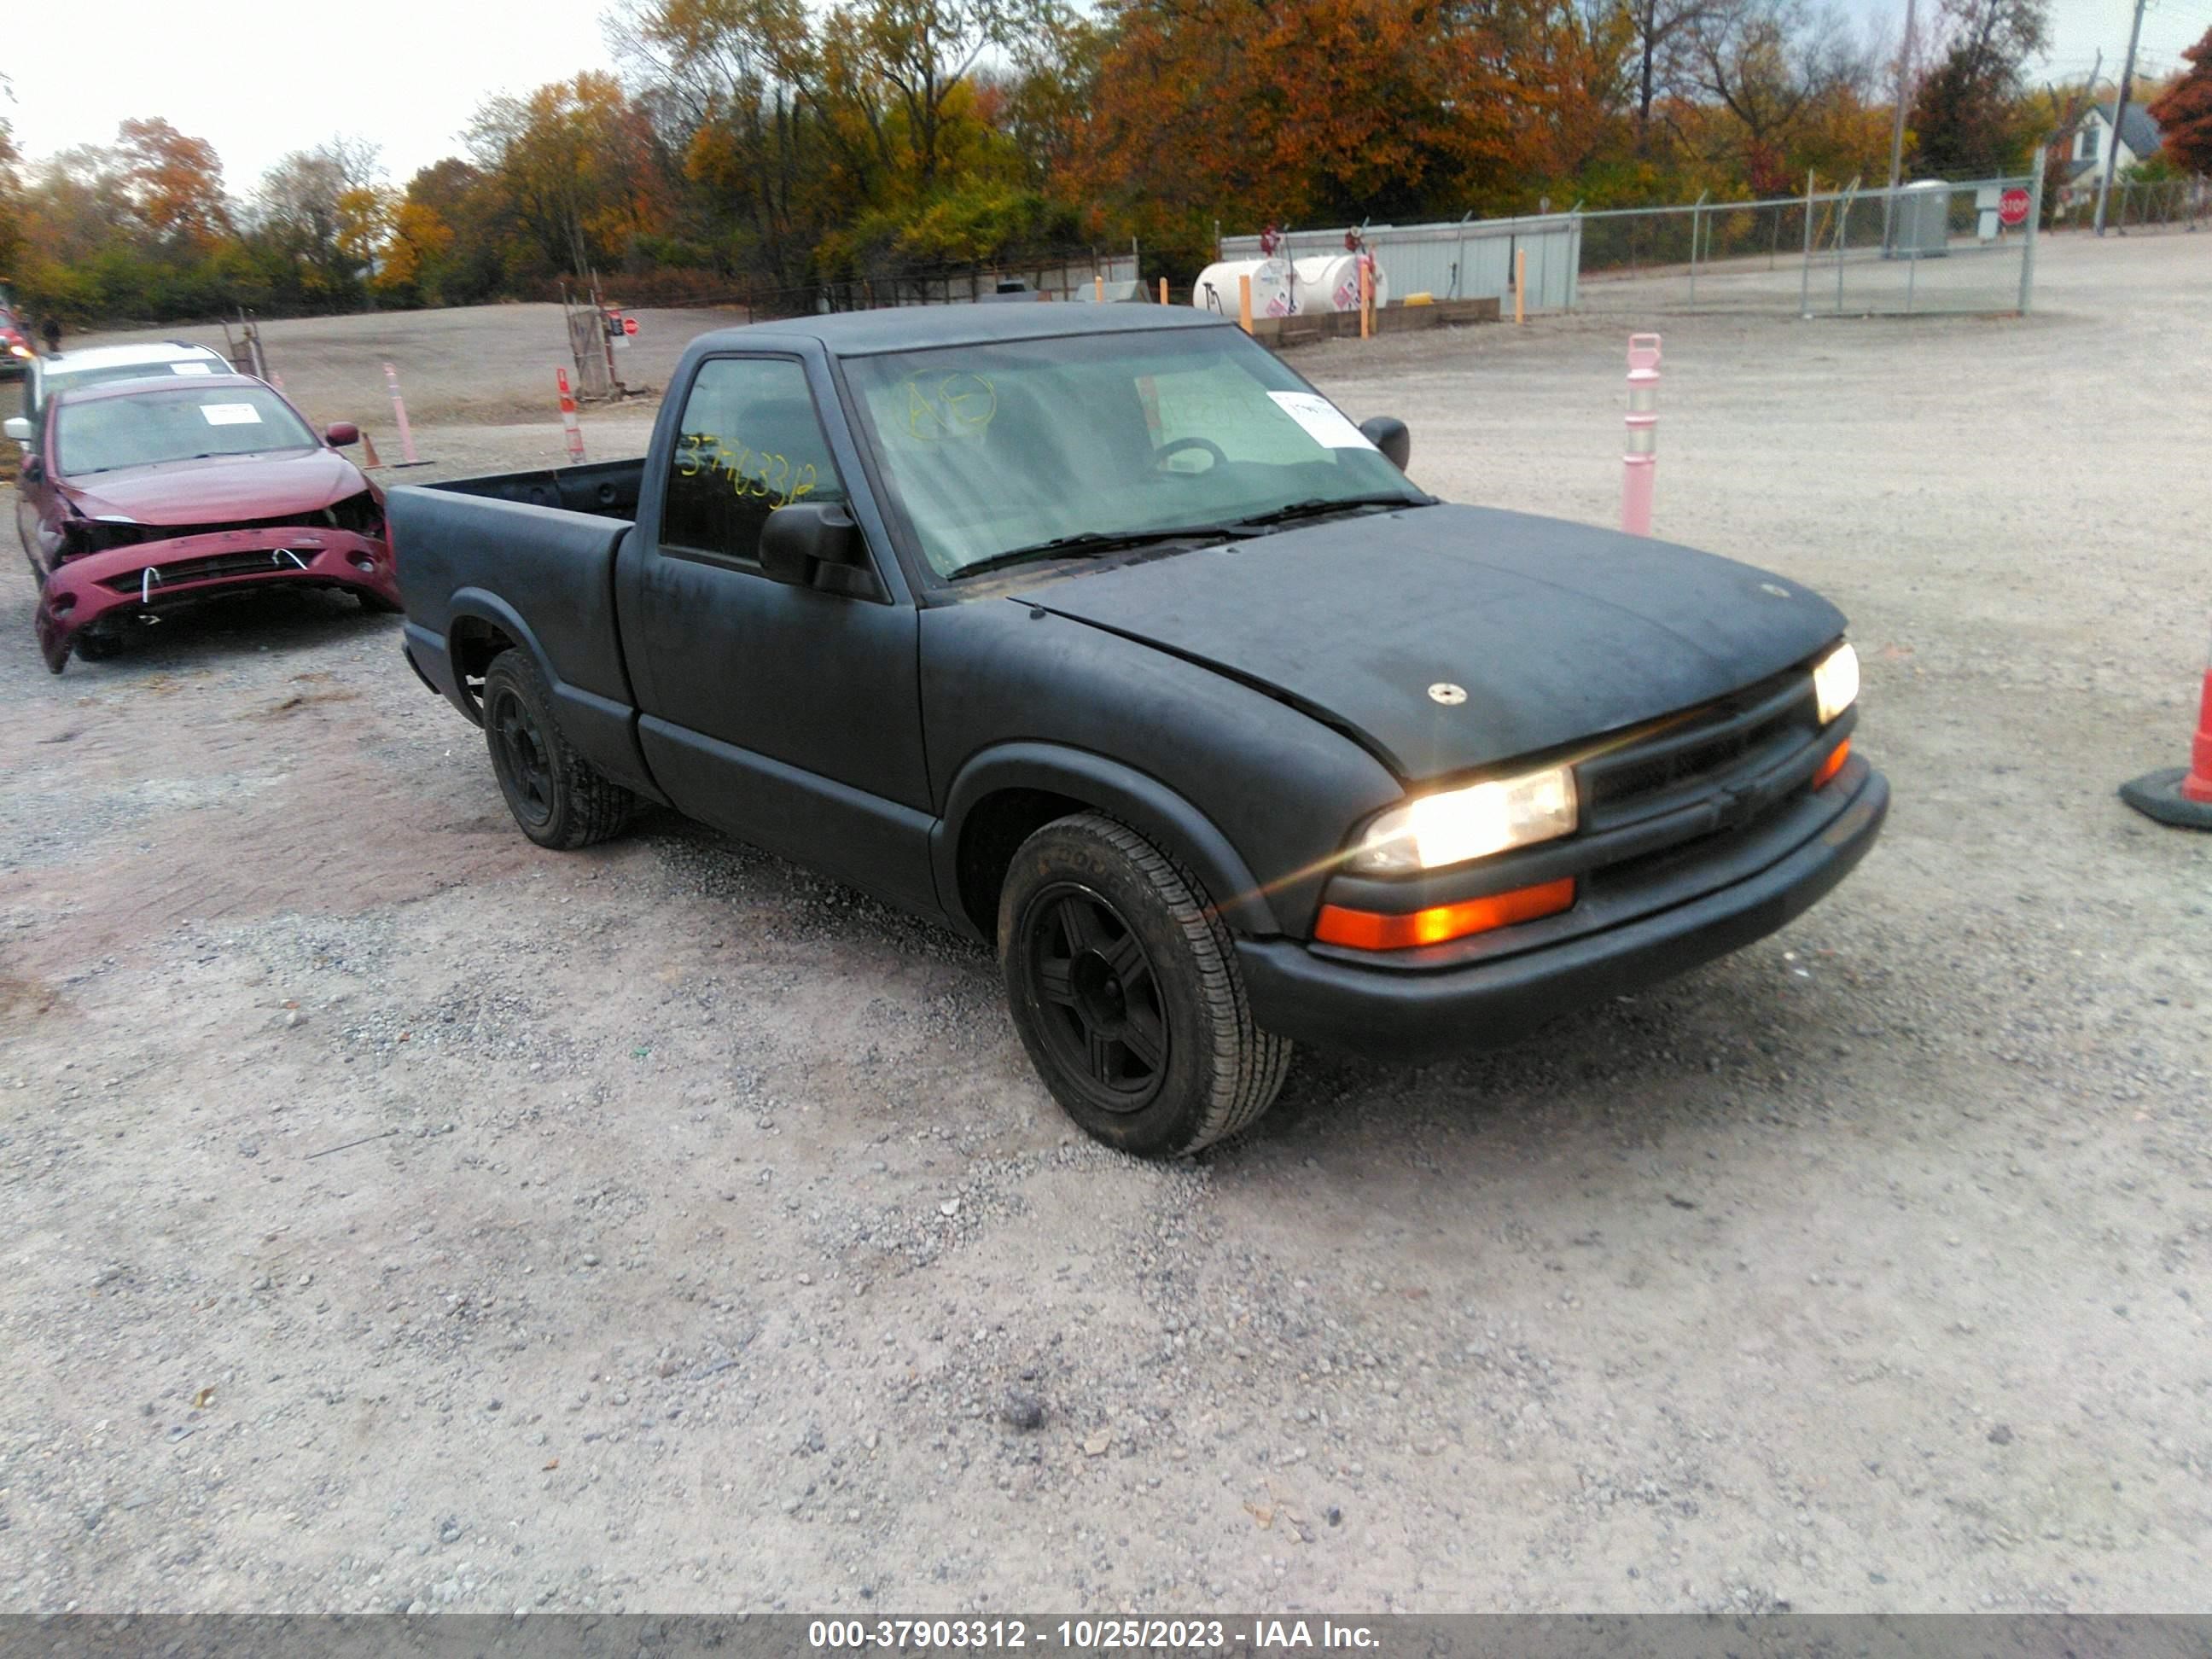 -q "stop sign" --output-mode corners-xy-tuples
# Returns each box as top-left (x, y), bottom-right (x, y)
(1999, 187), (2031, 227)
(622, 317), (638, 336)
